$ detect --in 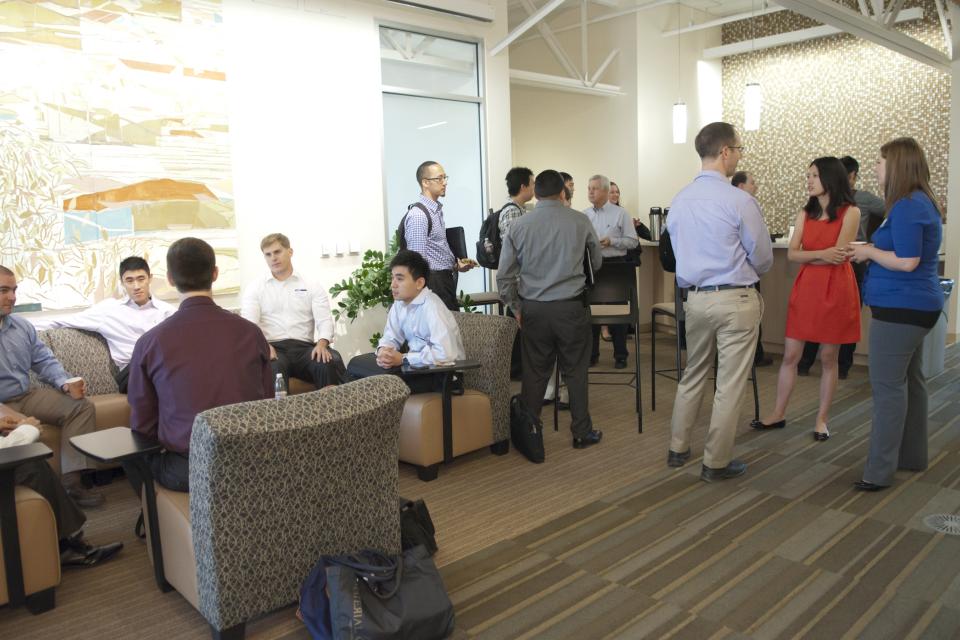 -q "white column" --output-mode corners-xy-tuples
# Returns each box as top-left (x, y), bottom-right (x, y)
(947, 51), (960, 339)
